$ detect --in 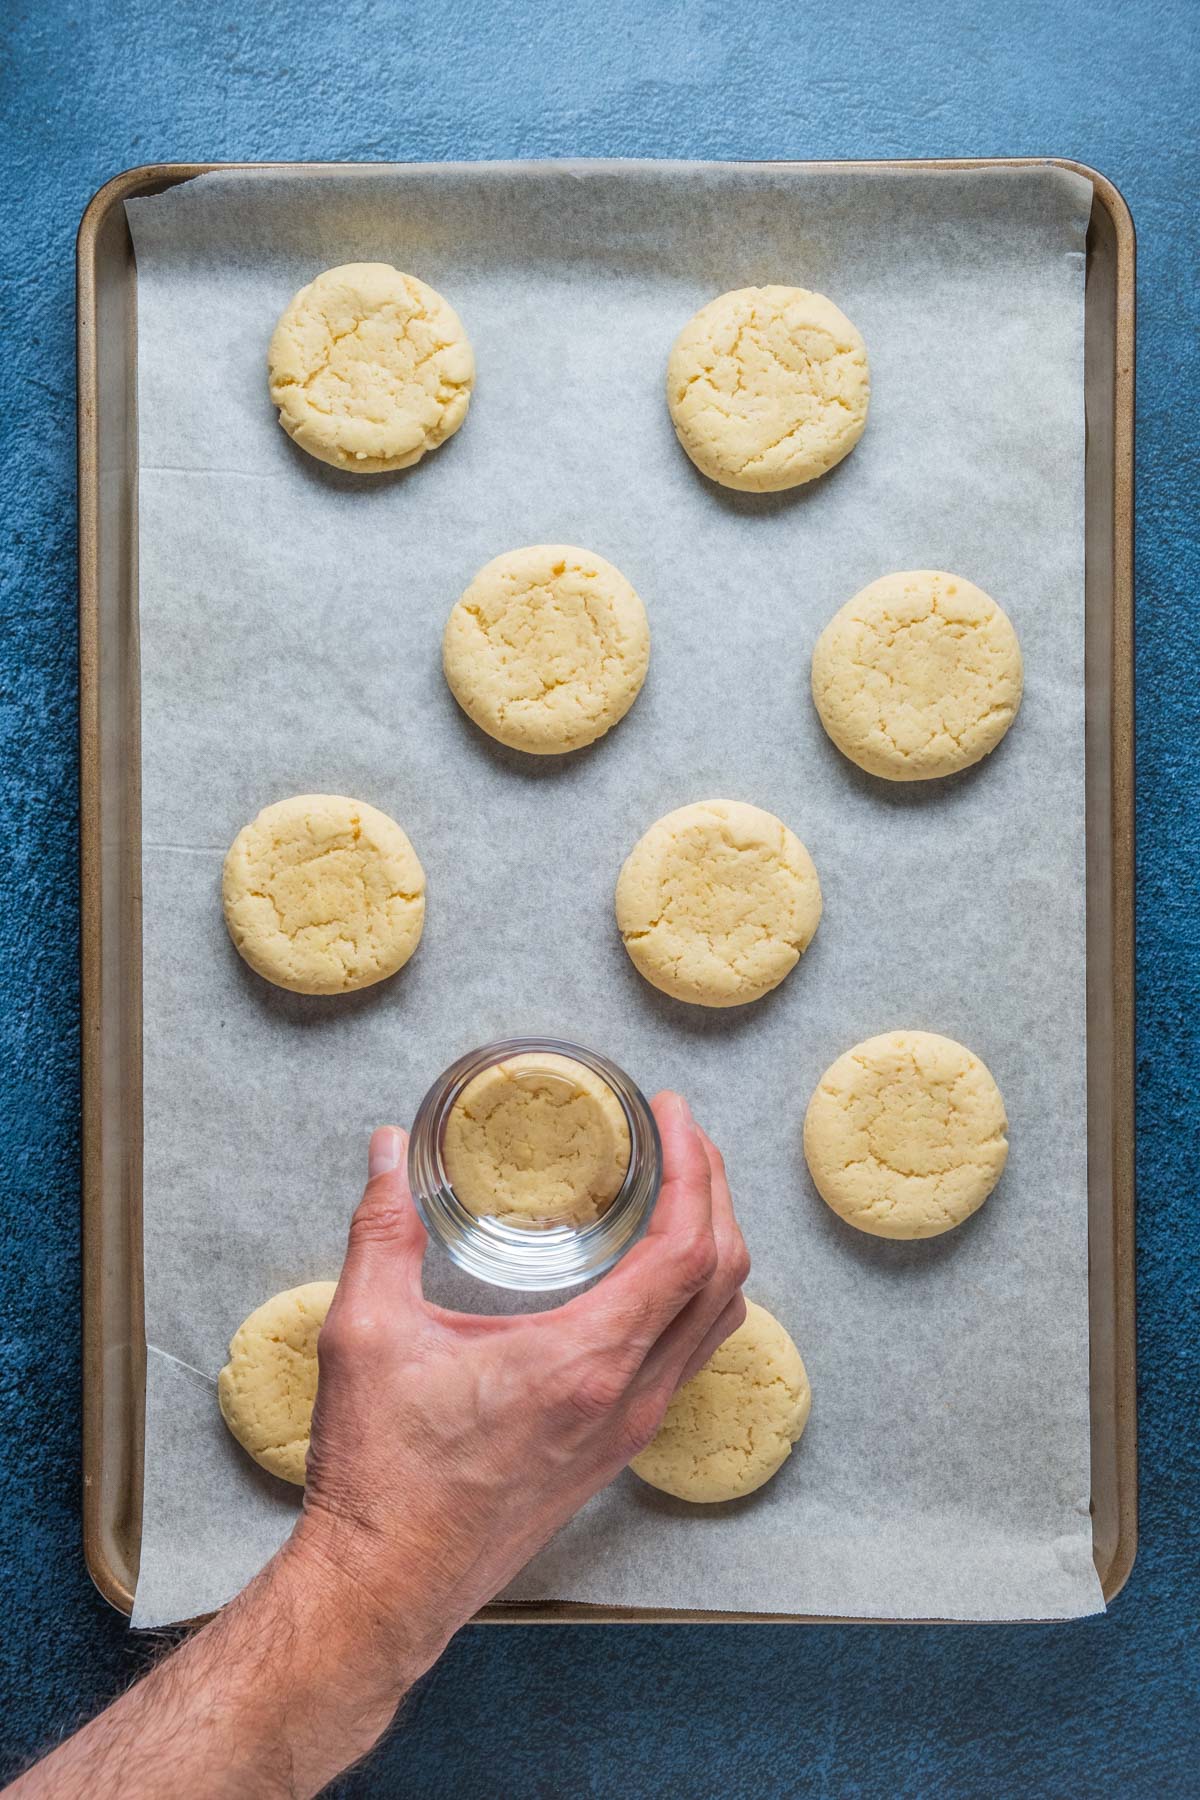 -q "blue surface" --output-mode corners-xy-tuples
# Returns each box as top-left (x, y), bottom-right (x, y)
(1, 0), (1197, 1792)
